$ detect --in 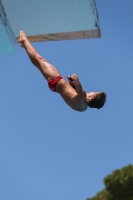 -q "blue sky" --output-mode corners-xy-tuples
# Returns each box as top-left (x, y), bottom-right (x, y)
(0, 1), (133, 200)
